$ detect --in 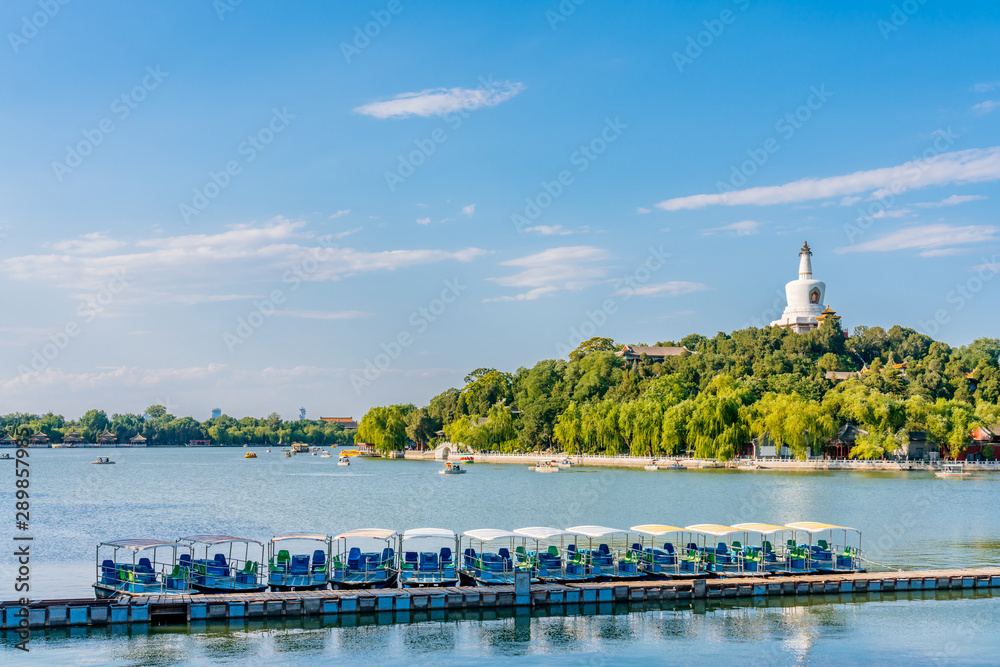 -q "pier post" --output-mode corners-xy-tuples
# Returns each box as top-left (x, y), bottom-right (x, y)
(515, 571), (531, 606)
